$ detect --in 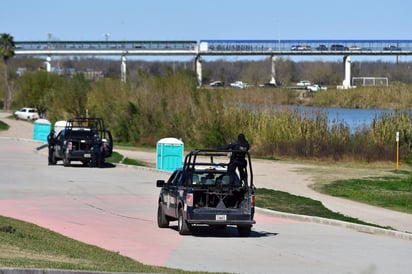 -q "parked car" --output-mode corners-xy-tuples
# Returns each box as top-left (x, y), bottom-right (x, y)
(291, 45), (312, 51)
(316, 44), (328, 51)
(259, 81), (280, 88)
(14, 107), (39, 120)
(230, 81), (248, 89)
(306, 84), (327, 92)
(296, 80), (312, 87)
(330, 44), (349, 51)
(383, 45), (401, 51)
(209, 80), (224, 87)
(349, 46), (362, 51)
